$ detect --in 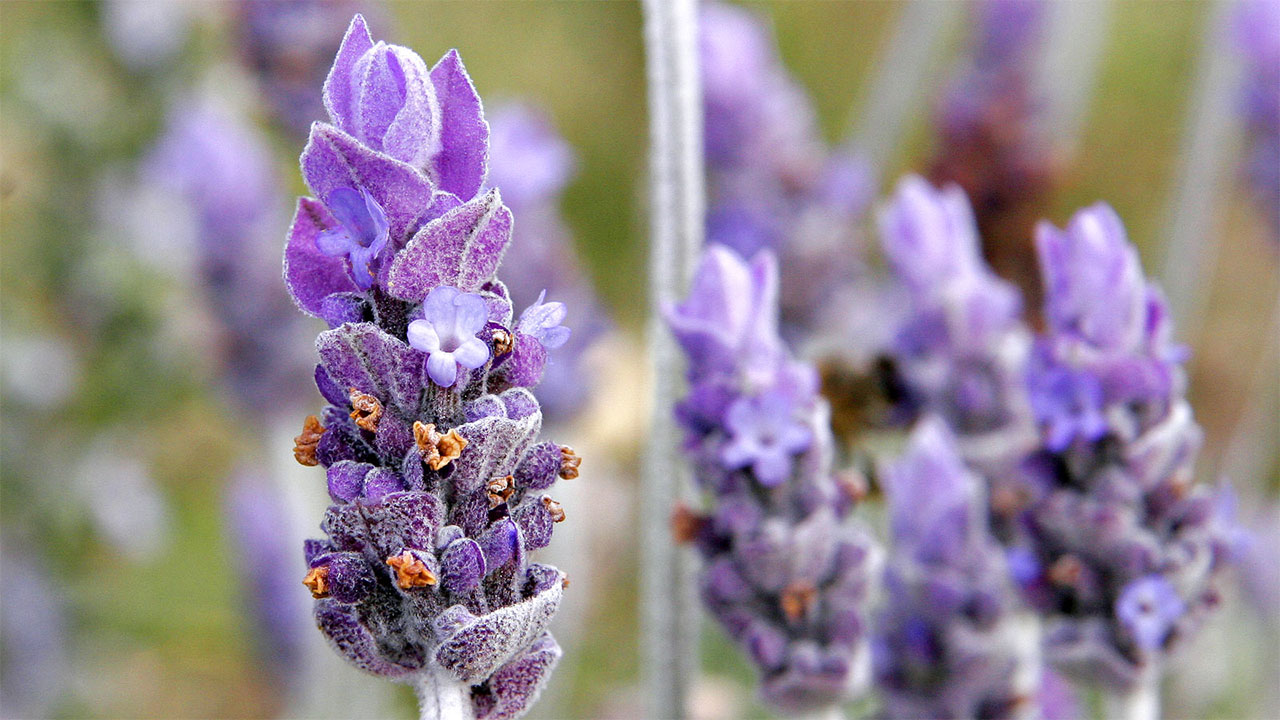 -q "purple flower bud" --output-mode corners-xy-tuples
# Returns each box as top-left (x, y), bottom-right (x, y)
(407, 286), (492, 387)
